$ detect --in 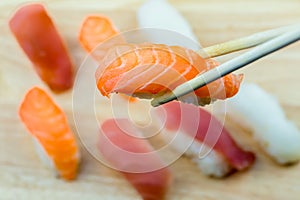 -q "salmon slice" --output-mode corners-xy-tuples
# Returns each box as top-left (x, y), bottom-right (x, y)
(9, 4), (74, 93)
(78, 15), (136, 102)
(78, 15), (119, 52)
(153, 101), (255, 173)
(78, 15), (125, 62)
(95, 43), (243, 101)
(19, 87), (80, 180)
(98, 118), (172, 200)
